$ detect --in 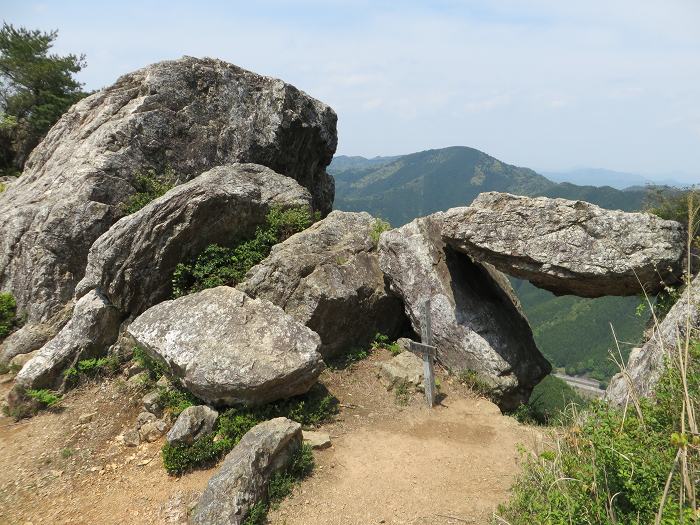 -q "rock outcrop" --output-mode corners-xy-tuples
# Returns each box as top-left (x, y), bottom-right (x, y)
(239, 211), (407, 358)
(606, 274), (700, 405)
(441, 192), (685, 298)
(13, 290), (120, 392)
(76, 163), (312, 315)
(0, 56), (337, 344)
(378, 214), (550, 409)
(127, 286), (324, 406)
(191, 417), (302, 525)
